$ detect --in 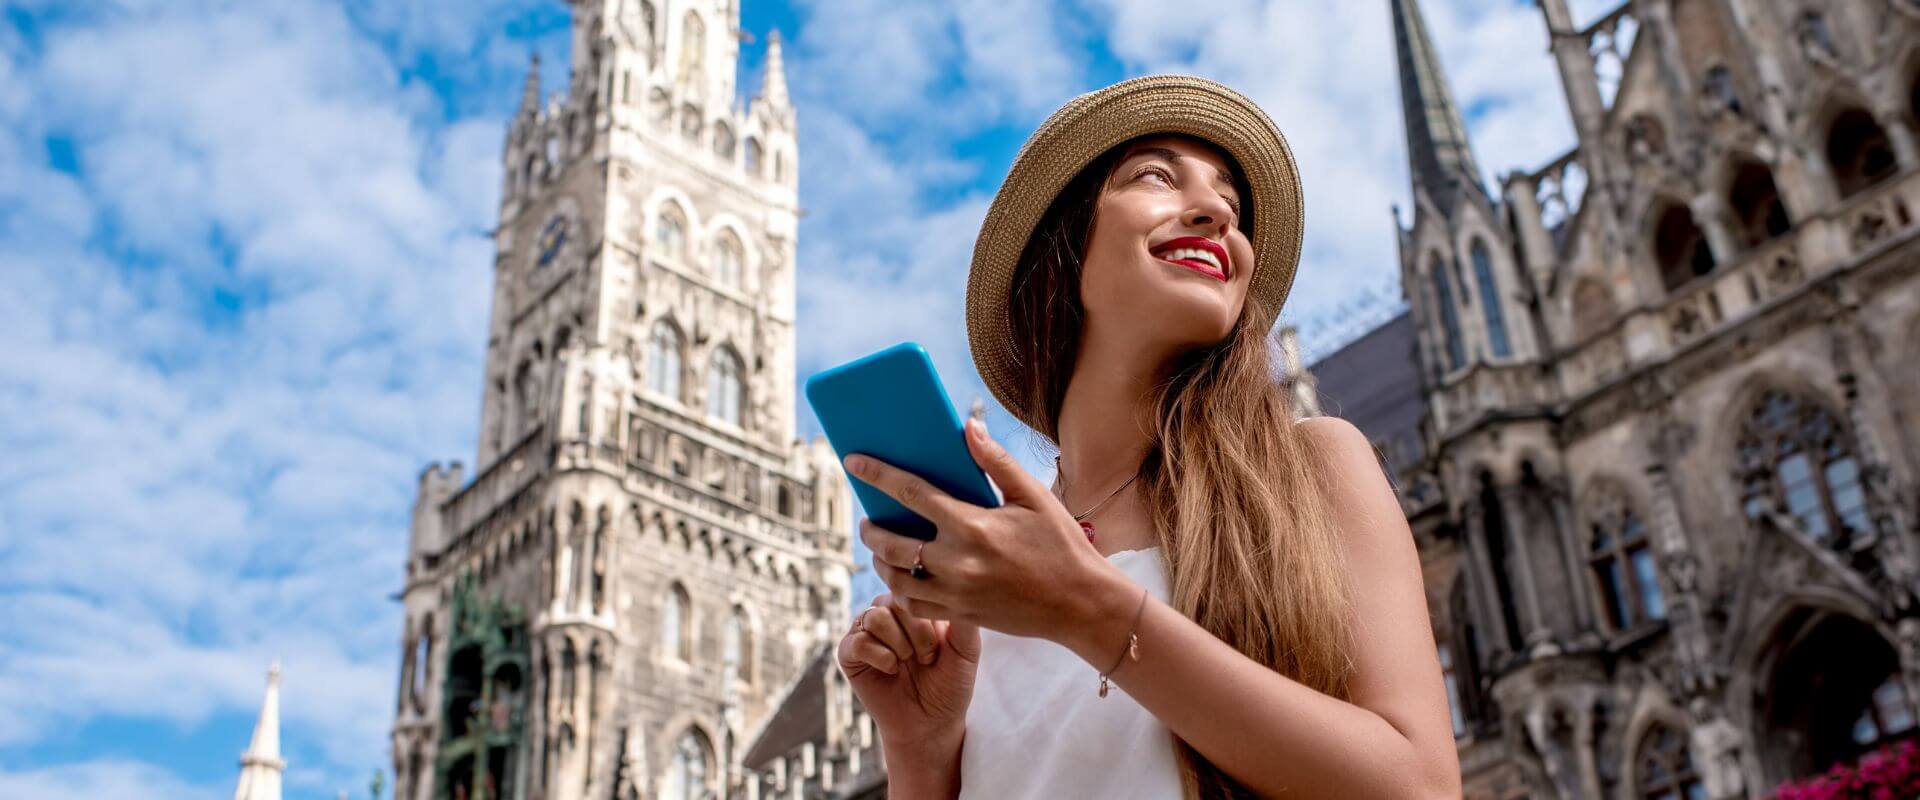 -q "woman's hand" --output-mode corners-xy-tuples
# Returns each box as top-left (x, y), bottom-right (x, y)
(836, 591), (980, 748)
(845, 418), (1126, 643)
